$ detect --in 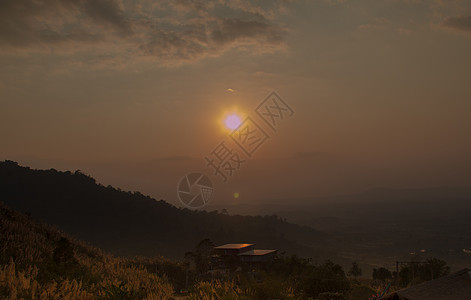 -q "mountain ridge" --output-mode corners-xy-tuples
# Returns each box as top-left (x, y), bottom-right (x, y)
(0, 160), (327, 260)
